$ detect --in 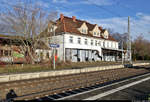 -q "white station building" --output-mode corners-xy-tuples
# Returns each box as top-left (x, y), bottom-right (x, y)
(45, 14), (123, 62)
